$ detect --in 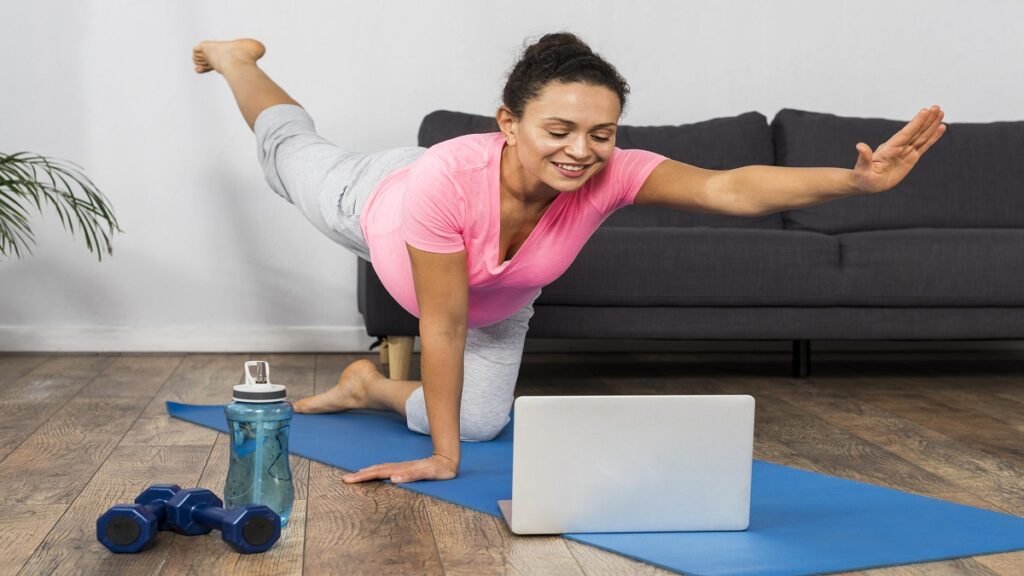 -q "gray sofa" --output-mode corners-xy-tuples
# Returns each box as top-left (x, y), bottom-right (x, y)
(359, 108), (1024, 378)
